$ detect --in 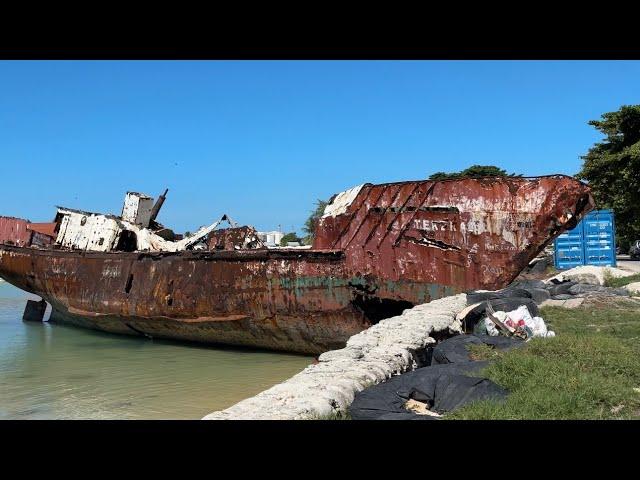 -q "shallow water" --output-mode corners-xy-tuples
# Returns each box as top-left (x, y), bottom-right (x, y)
(0, 281), (312, 419)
